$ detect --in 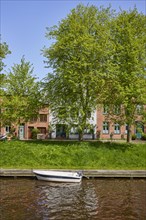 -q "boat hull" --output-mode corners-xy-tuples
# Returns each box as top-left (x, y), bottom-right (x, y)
(33, 170), (82, 183)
